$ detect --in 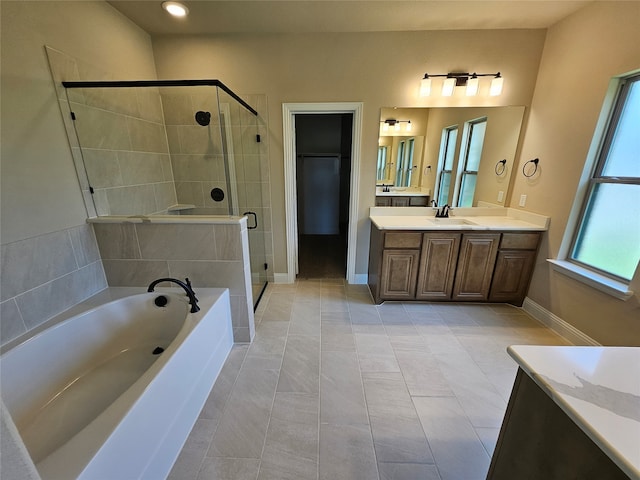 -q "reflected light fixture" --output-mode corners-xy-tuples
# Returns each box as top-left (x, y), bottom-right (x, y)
(419, 71), (503, 97)
(162, 1), (189, 17)
(381, 119), (412, 133)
